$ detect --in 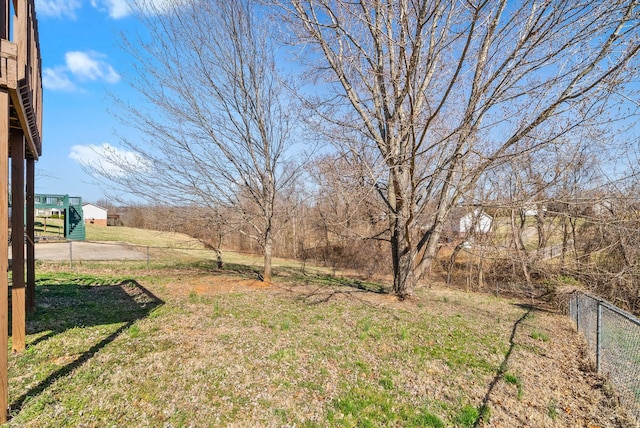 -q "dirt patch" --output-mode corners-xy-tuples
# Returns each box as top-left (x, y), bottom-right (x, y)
(151, 276), (269, 299)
